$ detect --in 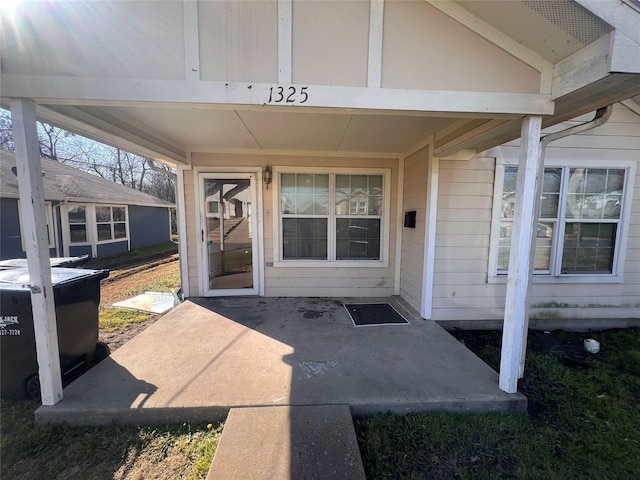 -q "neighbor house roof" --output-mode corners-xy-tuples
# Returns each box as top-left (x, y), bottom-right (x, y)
(0, 150), (173, 207)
